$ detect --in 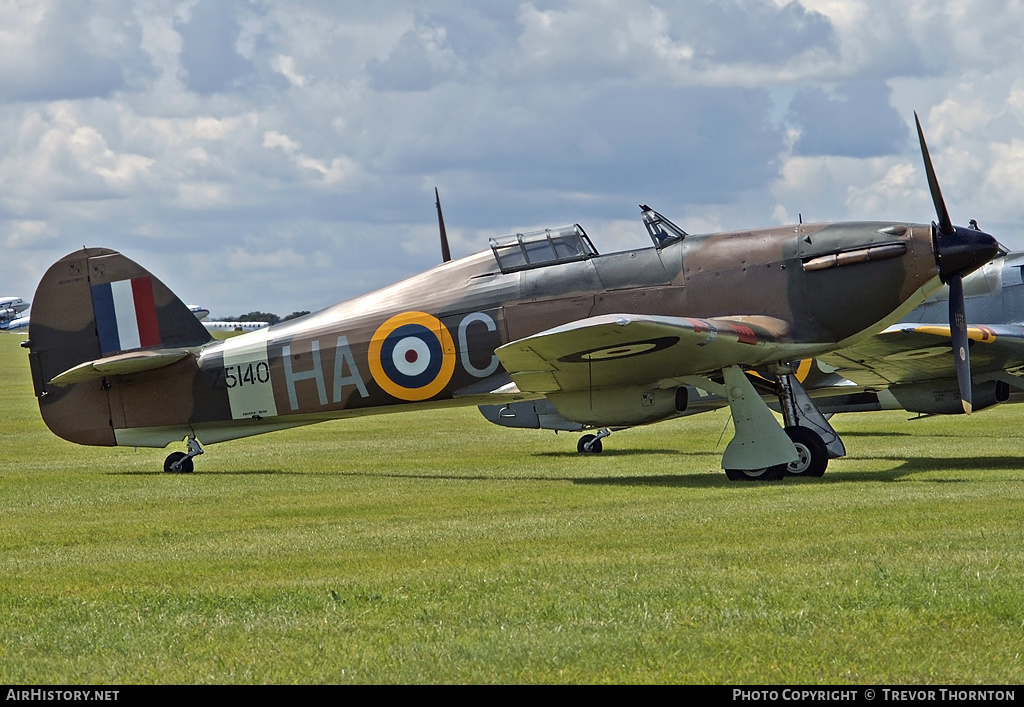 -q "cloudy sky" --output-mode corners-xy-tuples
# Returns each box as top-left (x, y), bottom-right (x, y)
(4, 0), (1024, 318)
